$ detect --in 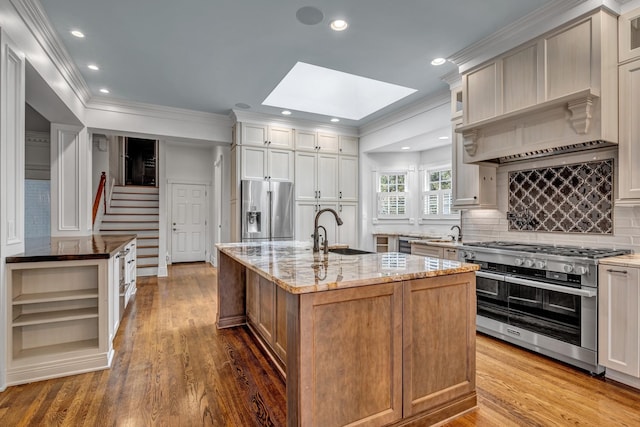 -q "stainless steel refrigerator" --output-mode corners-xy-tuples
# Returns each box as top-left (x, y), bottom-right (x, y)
(241, 180), (294, 241)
